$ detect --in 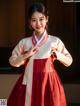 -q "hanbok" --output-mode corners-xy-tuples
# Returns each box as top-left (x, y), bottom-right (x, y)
(8, 30), (73, 106)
